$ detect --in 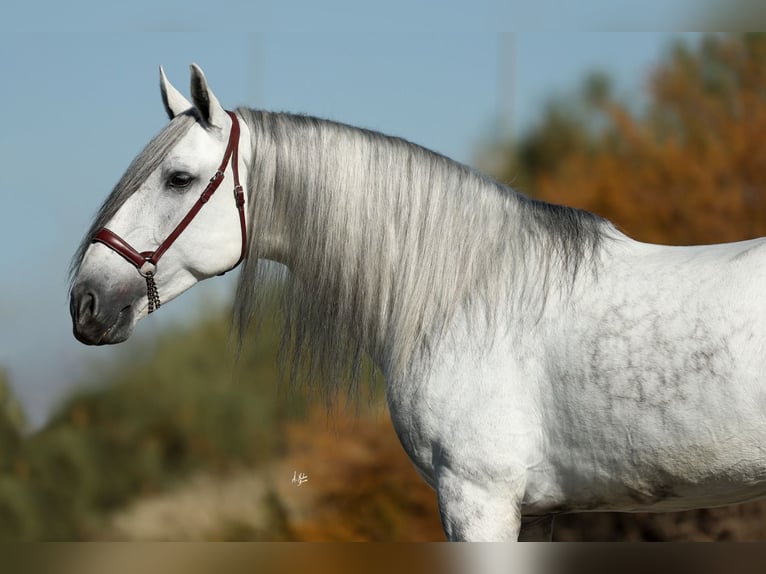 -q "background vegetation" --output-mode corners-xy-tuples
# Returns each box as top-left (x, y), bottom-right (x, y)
(2, 33), (766, 540)
(0, 310), (305, 539)
(496, 33), (766, 245)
